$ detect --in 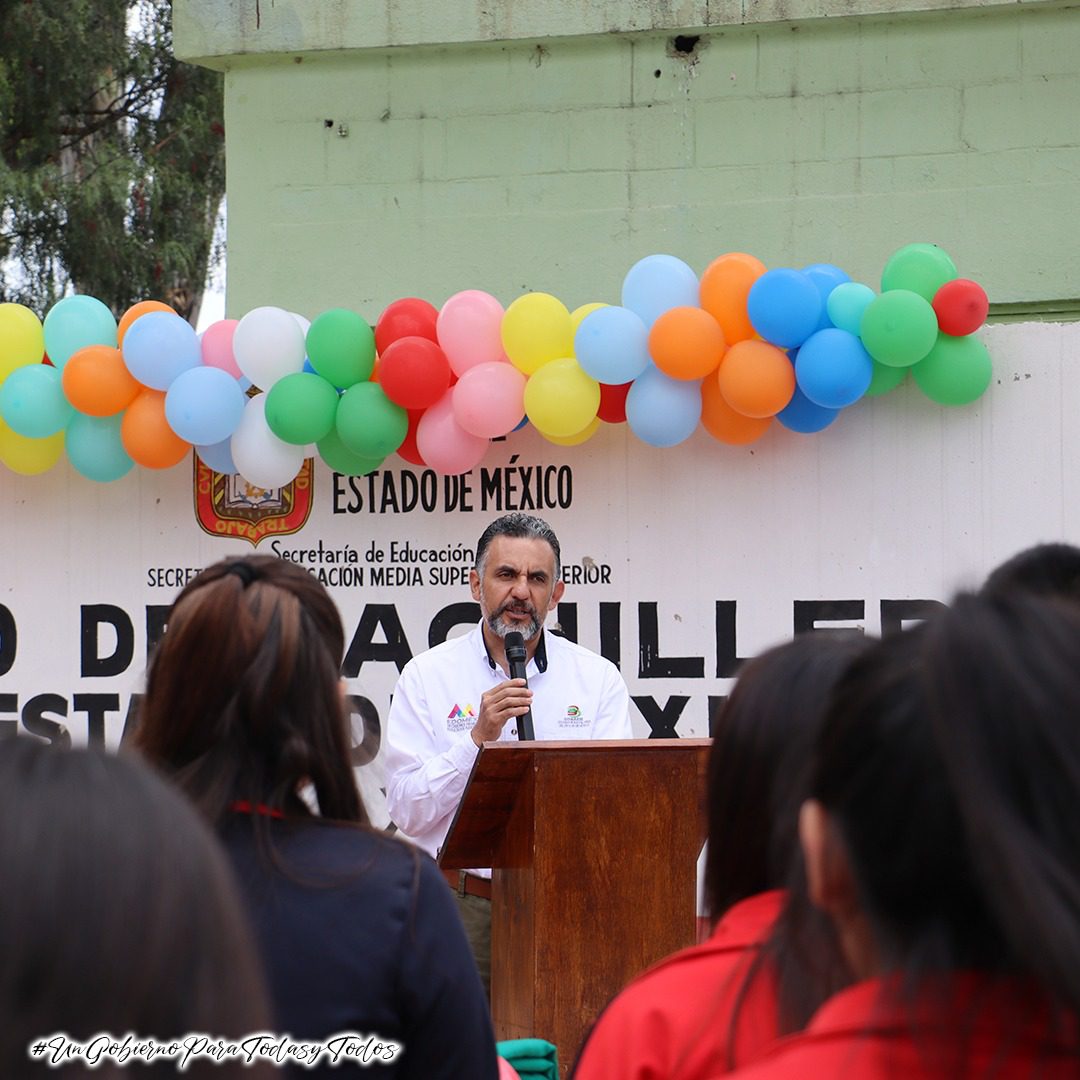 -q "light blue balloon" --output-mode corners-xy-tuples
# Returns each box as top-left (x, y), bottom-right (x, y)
(165, 366), (246, 445)
(747, 269), (822, 349)
(795, 328), (873, 409)
(66, 413), (133, 483)
(777, 384), (840, 434)
(826, 282), (877, 336)
(0, 364), (74, 437)
(196, 438), (238, 475)
(625, 365), (701, 448)
(574, 306), (651, 384)
(803, 263), (852, 332)
(42, 295), (118, 369)
(621, 255), (699, 330)
(122, 311), (201, 391)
